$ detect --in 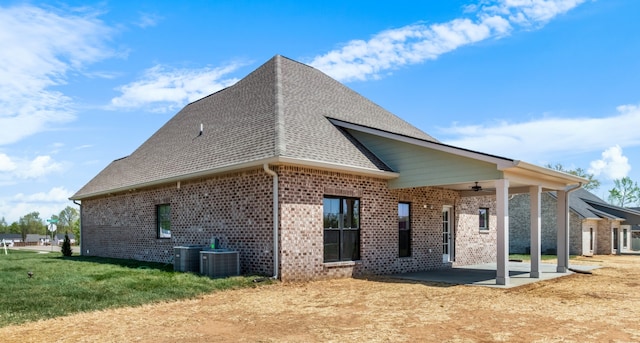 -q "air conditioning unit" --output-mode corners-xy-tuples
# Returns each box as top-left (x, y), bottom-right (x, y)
(173, 245), (206, 272)
(200, 249), (240, 278)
